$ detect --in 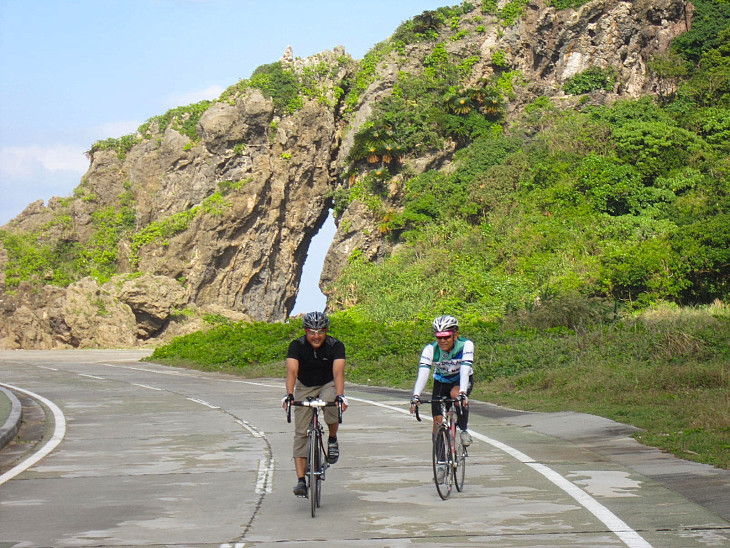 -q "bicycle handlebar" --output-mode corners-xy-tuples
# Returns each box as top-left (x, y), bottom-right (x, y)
(292, 399), (339, 408)
(412, 397), (464, 423)
(285, 398), (343, 424)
